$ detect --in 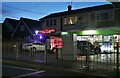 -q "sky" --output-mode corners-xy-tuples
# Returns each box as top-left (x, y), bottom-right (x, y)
(0, 1), (118, 23)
